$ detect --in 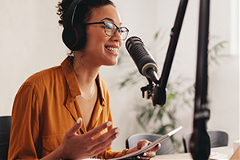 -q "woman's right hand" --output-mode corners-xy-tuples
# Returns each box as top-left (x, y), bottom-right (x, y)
(45, 118), (119, 160)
